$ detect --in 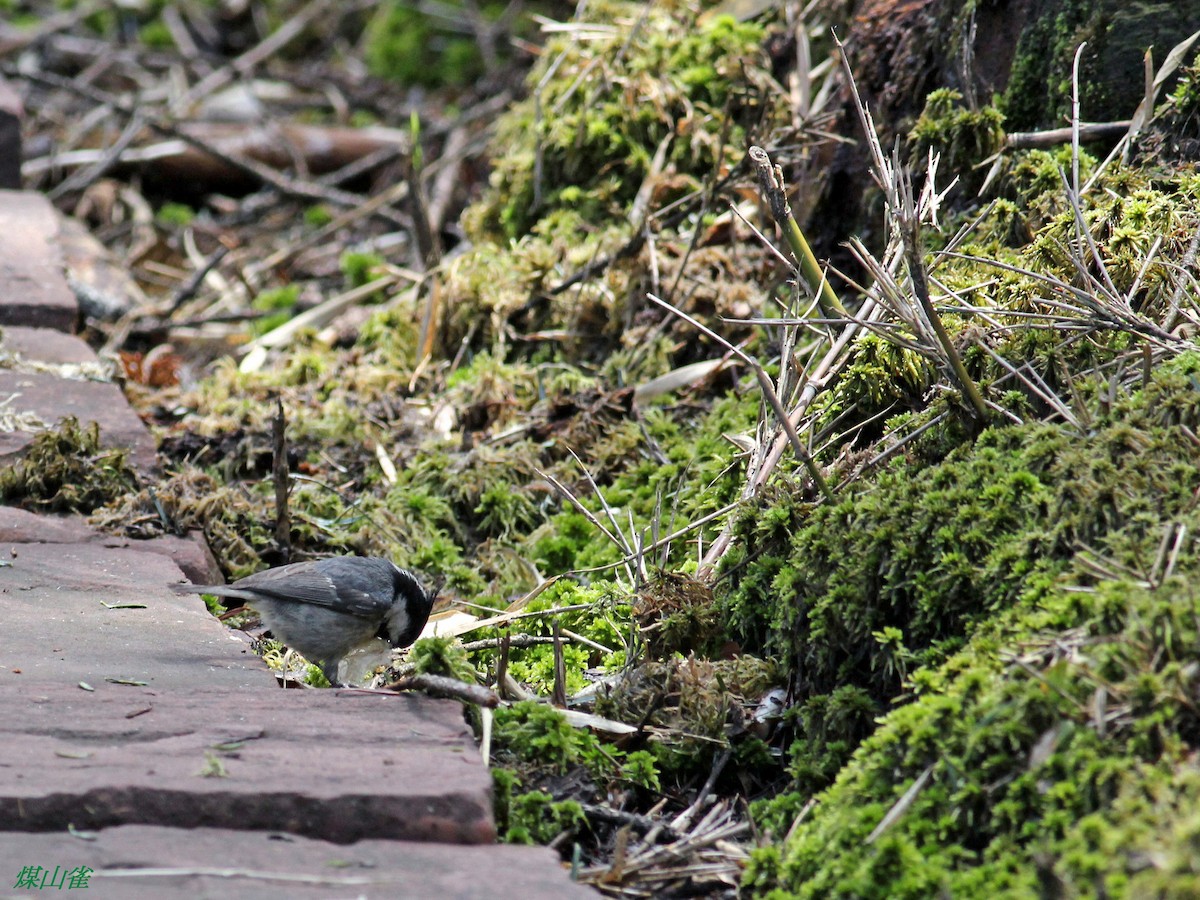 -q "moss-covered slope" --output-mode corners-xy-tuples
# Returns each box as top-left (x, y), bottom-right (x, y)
(737, 355), (1200, 895)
